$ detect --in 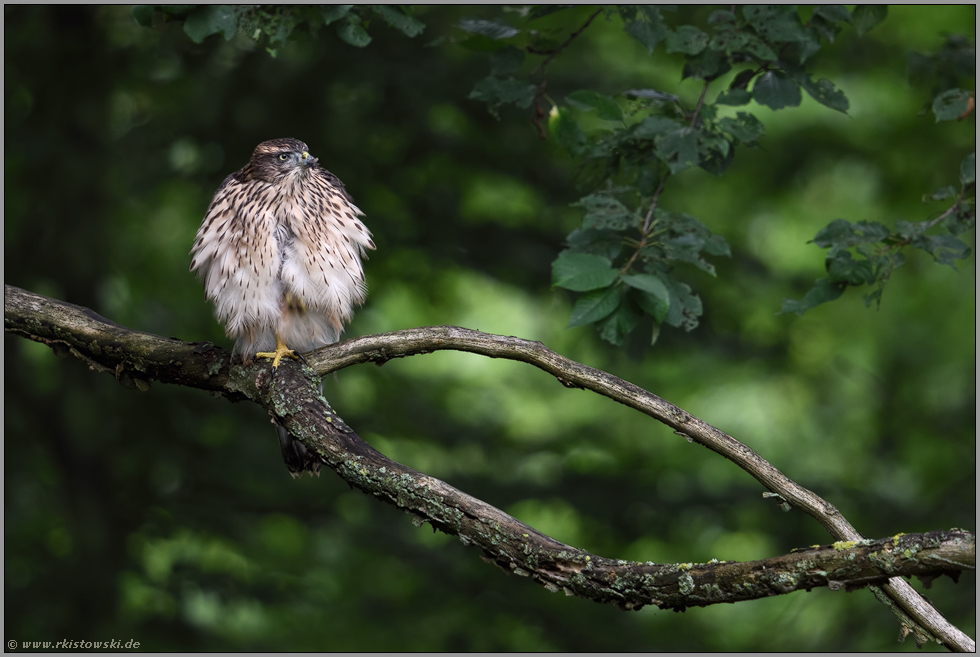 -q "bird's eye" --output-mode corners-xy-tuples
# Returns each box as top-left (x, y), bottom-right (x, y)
(278, 153), (289, 161)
